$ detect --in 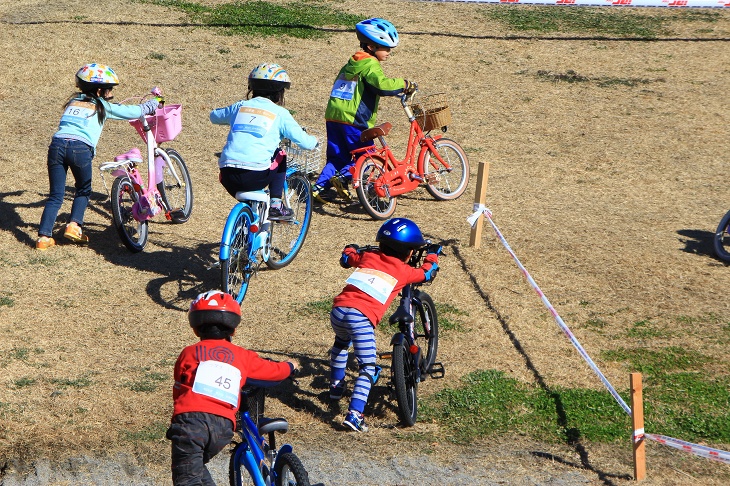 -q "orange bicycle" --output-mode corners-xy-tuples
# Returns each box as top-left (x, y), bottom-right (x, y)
(349, 88), (470, 220)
